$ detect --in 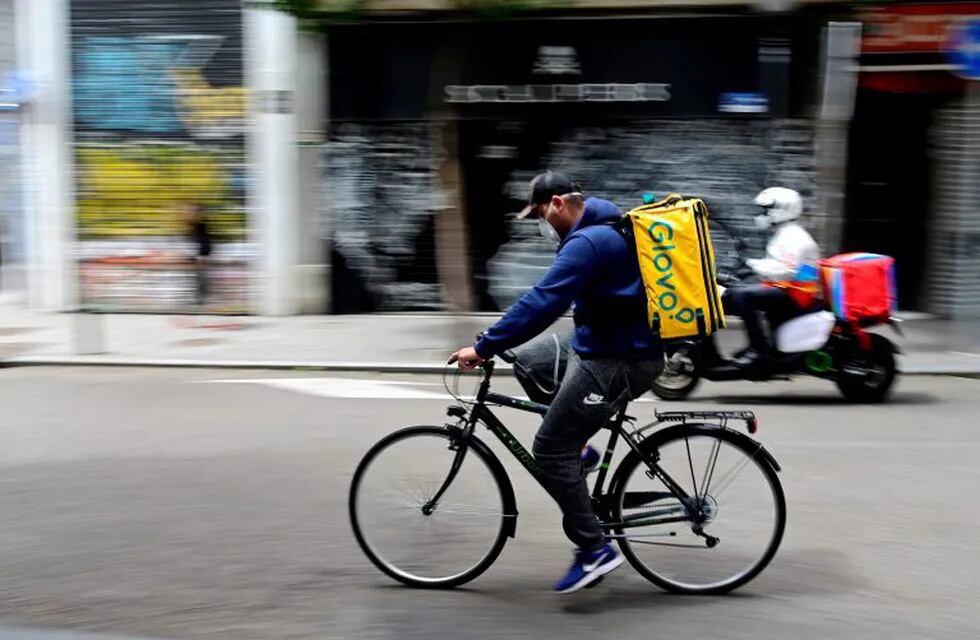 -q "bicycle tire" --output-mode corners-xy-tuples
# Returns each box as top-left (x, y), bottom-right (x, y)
(609, 424), (786, 595)
(349, 425), (512, 589)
